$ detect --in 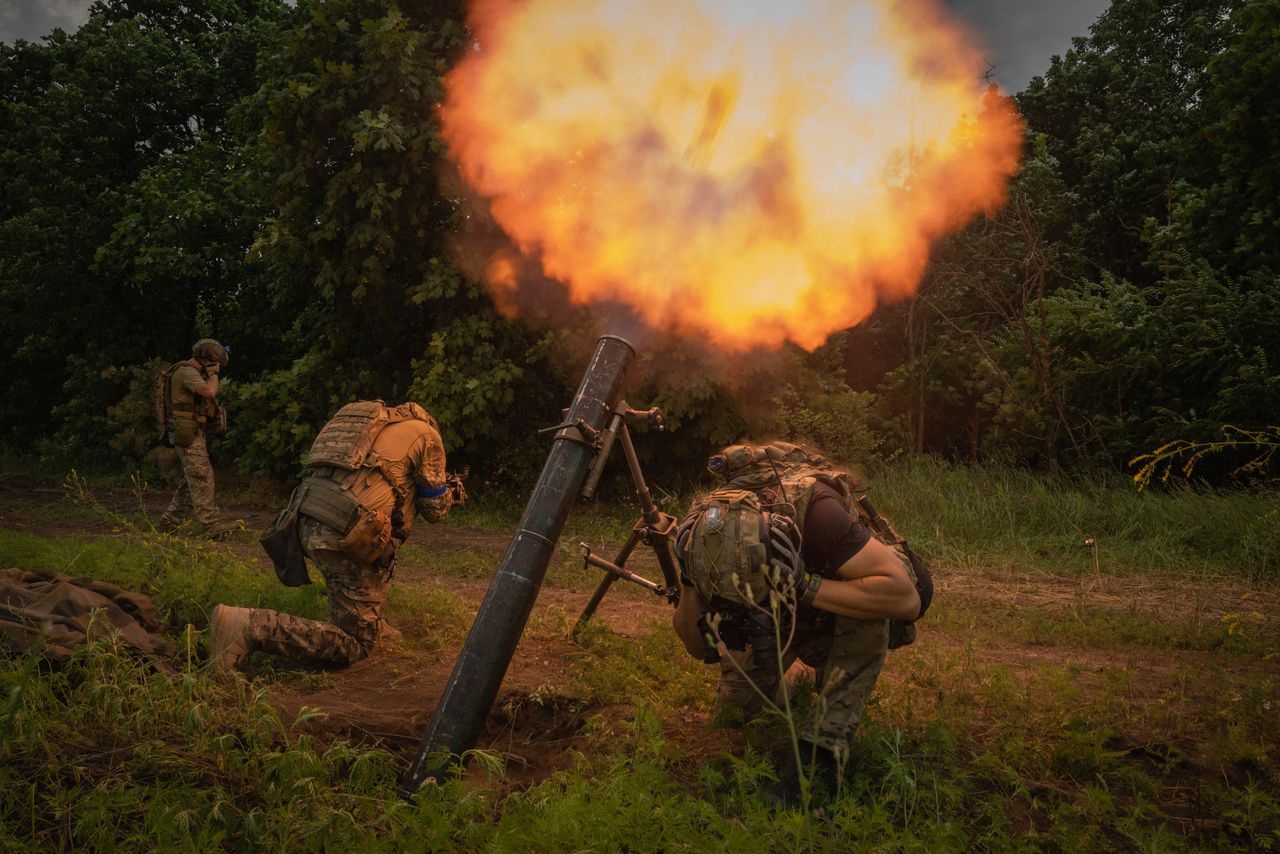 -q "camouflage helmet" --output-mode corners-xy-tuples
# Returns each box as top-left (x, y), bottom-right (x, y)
(192, 339), (229, 366)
